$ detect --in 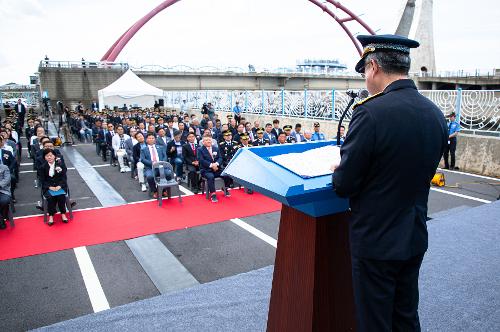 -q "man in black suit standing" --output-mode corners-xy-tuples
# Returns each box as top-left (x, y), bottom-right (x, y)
(331, 35), (448, 332)
(198, 136), (231, 203)
(14, 99), (26, 132)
